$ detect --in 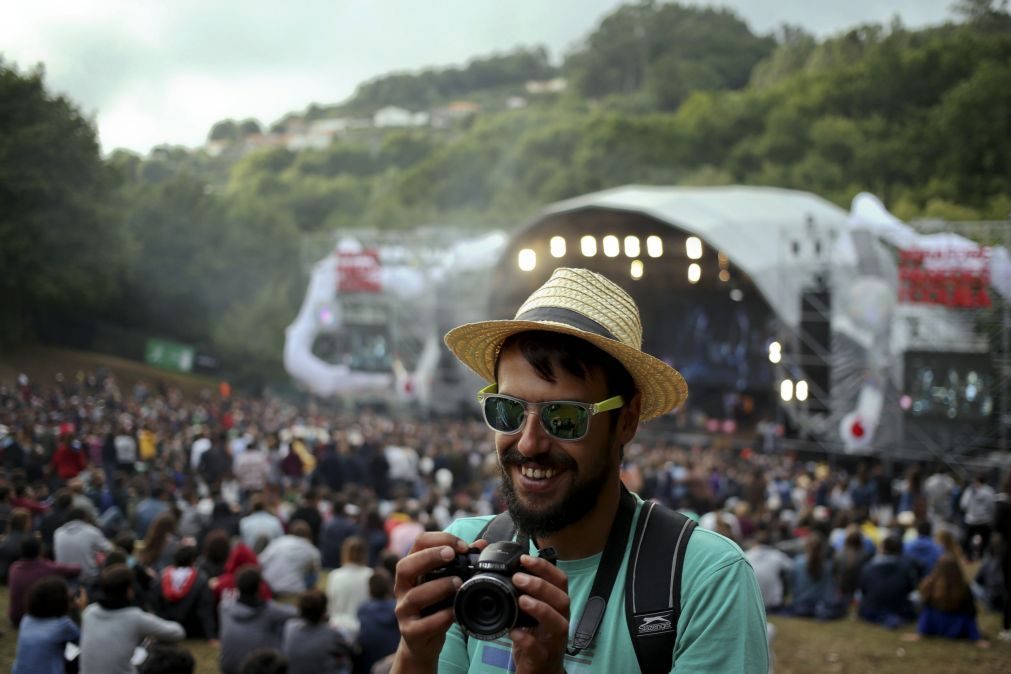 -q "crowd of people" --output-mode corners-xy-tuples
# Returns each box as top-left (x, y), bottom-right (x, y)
(0, 366), (1009, 672)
